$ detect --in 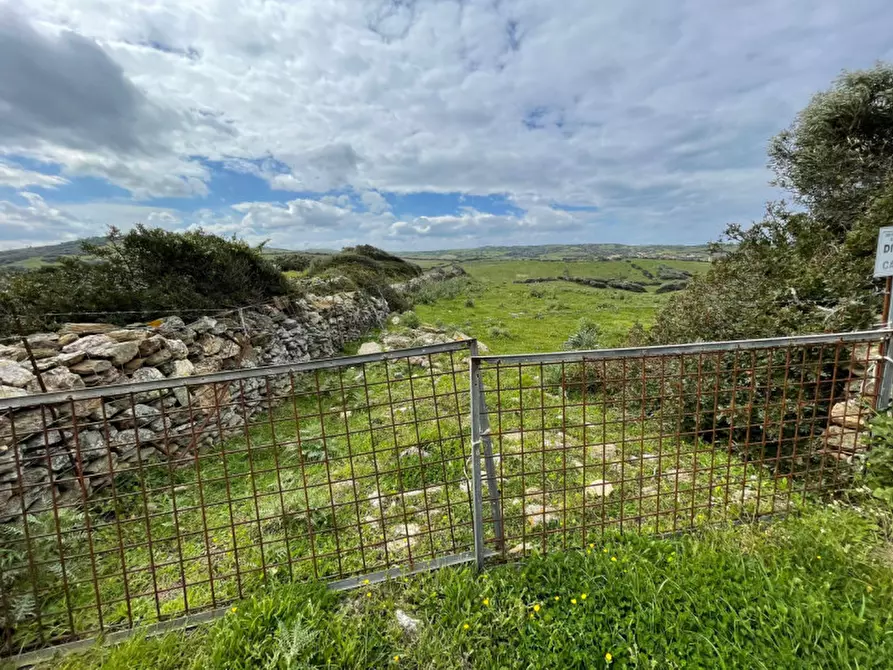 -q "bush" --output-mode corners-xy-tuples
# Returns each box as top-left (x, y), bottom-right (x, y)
(273, 253), (313, 273)
(465, 297), (475, 308)
(400, 311), (421, 329)
(563, 318), (601, 351)
(487, 325), (513, 339)
(409, 276), (475, 305)
(864, 413), (893, 504)
(306, 245), (421, 311)
(0, 226), (290, 334)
